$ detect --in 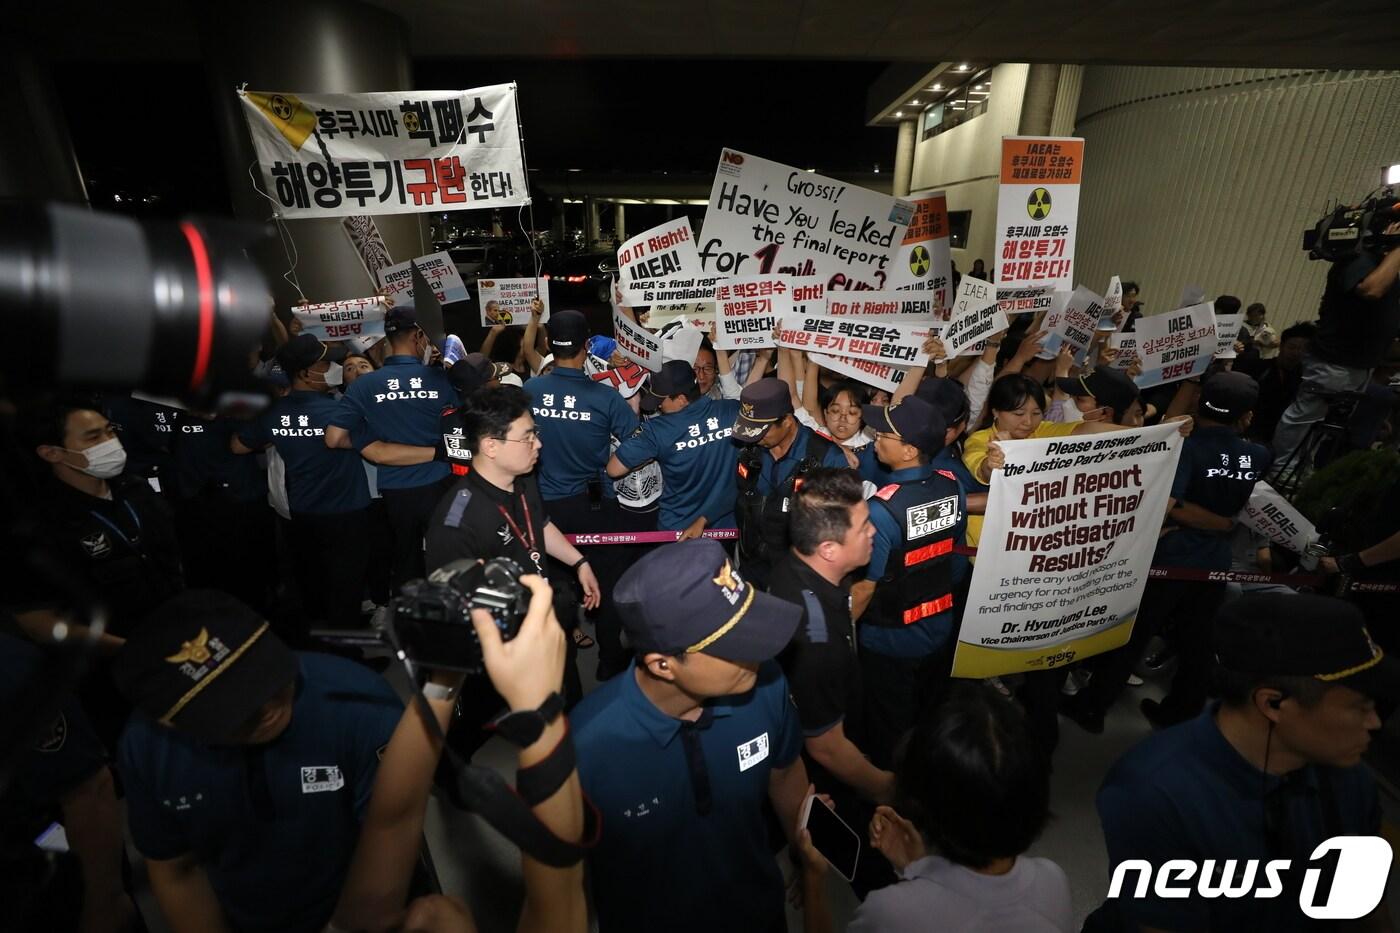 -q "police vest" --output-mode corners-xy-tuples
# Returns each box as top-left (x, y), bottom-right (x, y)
(864, 471), (961, 629)
(735, 432), (835, 566)
(439, 403), (472, 477)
